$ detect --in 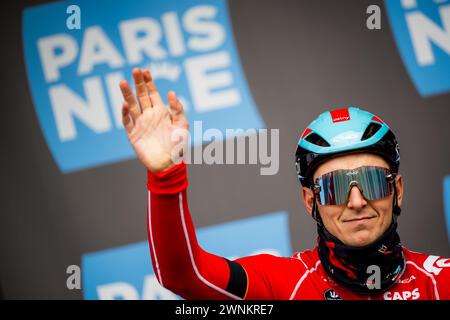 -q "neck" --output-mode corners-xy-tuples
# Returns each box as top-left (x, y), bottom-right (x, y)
(317, 221), (405, 294)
